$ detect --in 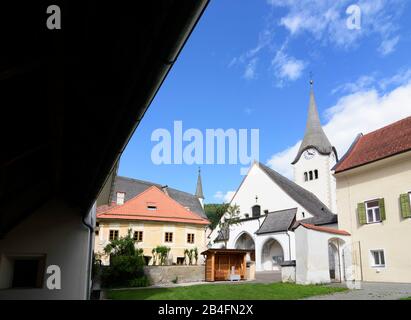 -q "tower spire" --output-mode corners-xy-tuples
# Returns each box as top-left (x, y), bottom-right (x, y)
(291, 80), (334, 164)
(195, 167), (204, 200)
